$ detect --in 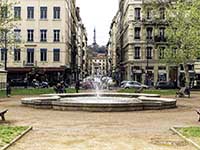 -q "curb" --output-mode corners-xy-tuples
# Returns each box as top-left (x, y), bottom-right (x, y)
(1, 126), (32, 150)
(170, 127), (200, 150)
